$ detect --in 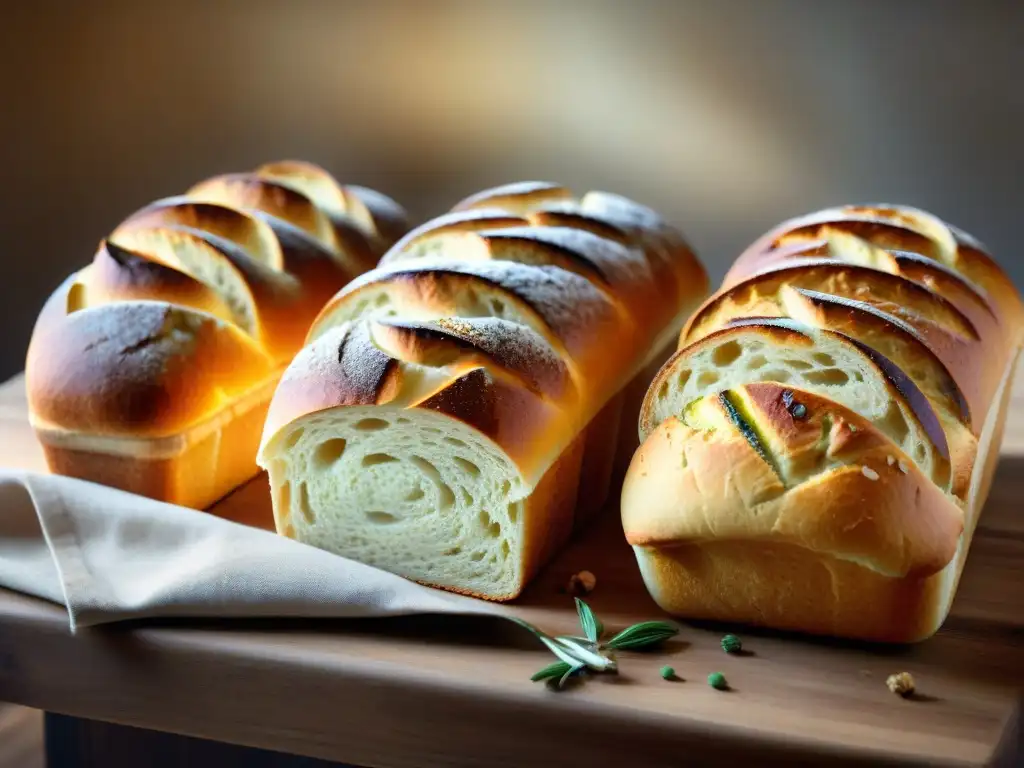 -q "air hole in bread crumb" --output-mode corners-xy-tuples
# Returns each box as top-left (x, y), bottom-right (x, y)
(678, 369), (692, 387)
(365, 511), (398, 524)
(881, 403), (910, 444)
(747, 354), (768, 370)
(804, 368), (850, 386)
(813, 352), (836, 366)
(500, 480), (512, 496)
(508, 503), (519, 523)
(500, 541), (510, 559)
(658, 381), (669, 400)
(313, 438), (347, 468)
(460, 488), (474, 506)
(374, 294), (390, 307)
(284, 429), (305, 449)
(761, 369), (793, 383)
(443, 546), (462, 556)
(455, 457), (481, 476)
(445, 437), (468, 448)
(853, 371), (864, 382)
(362, 453), (398, 467)
(470, 551), (486, 562)
(405, 487), (425, 501)
(712, 340), (743, 366)
(354, 417), (390, 431)
(783, 358), (813, 371)
(439, 484), (455, 509)
(297, 482), (315, 524)
(478, 511), (501, 538)
(277, 481), (292, 512)
(697, 371), (720, 387)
